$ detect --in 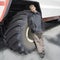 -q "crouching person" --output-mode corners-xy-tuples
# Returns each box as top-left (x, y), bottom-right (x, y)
(28, 4), (45, 58)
